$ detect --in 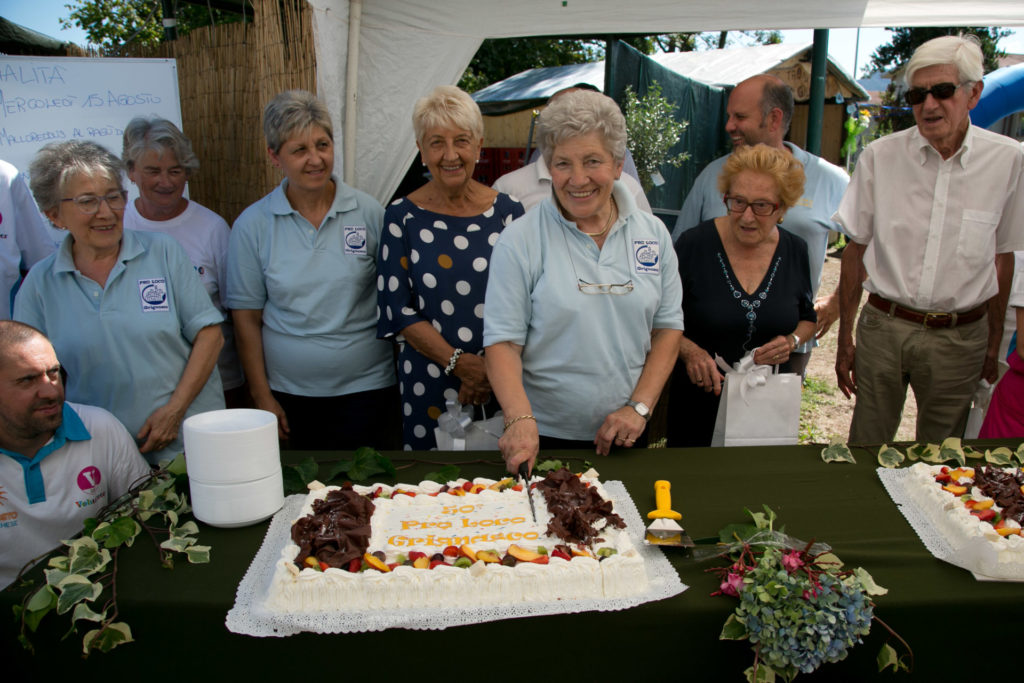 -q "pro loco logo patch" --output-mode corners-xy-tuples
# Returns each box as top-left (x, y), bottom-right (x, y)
(632, 239), (660, 275)
(138, 278), (169, 312)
